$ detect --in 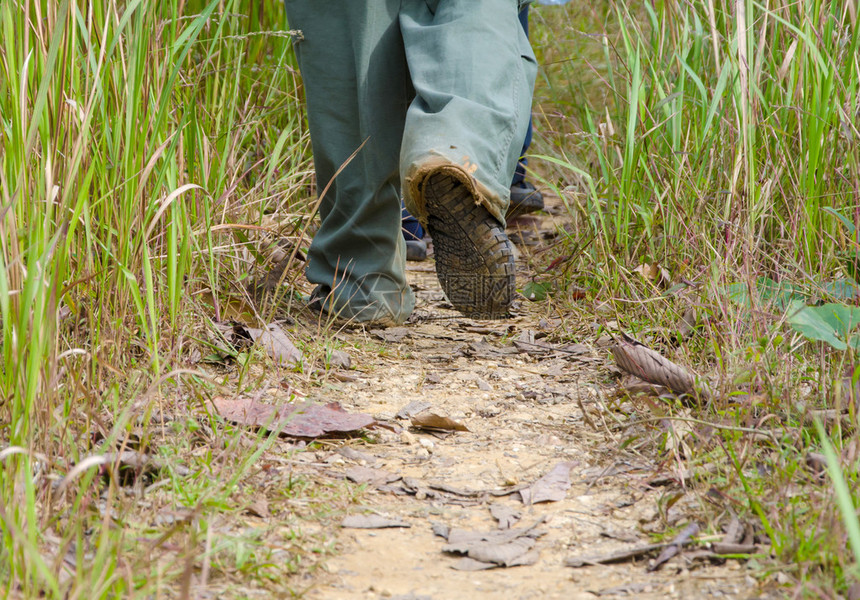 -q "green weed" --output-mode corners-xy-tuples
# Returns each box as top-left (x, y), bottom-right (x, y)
(530, 0), (860, 592)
